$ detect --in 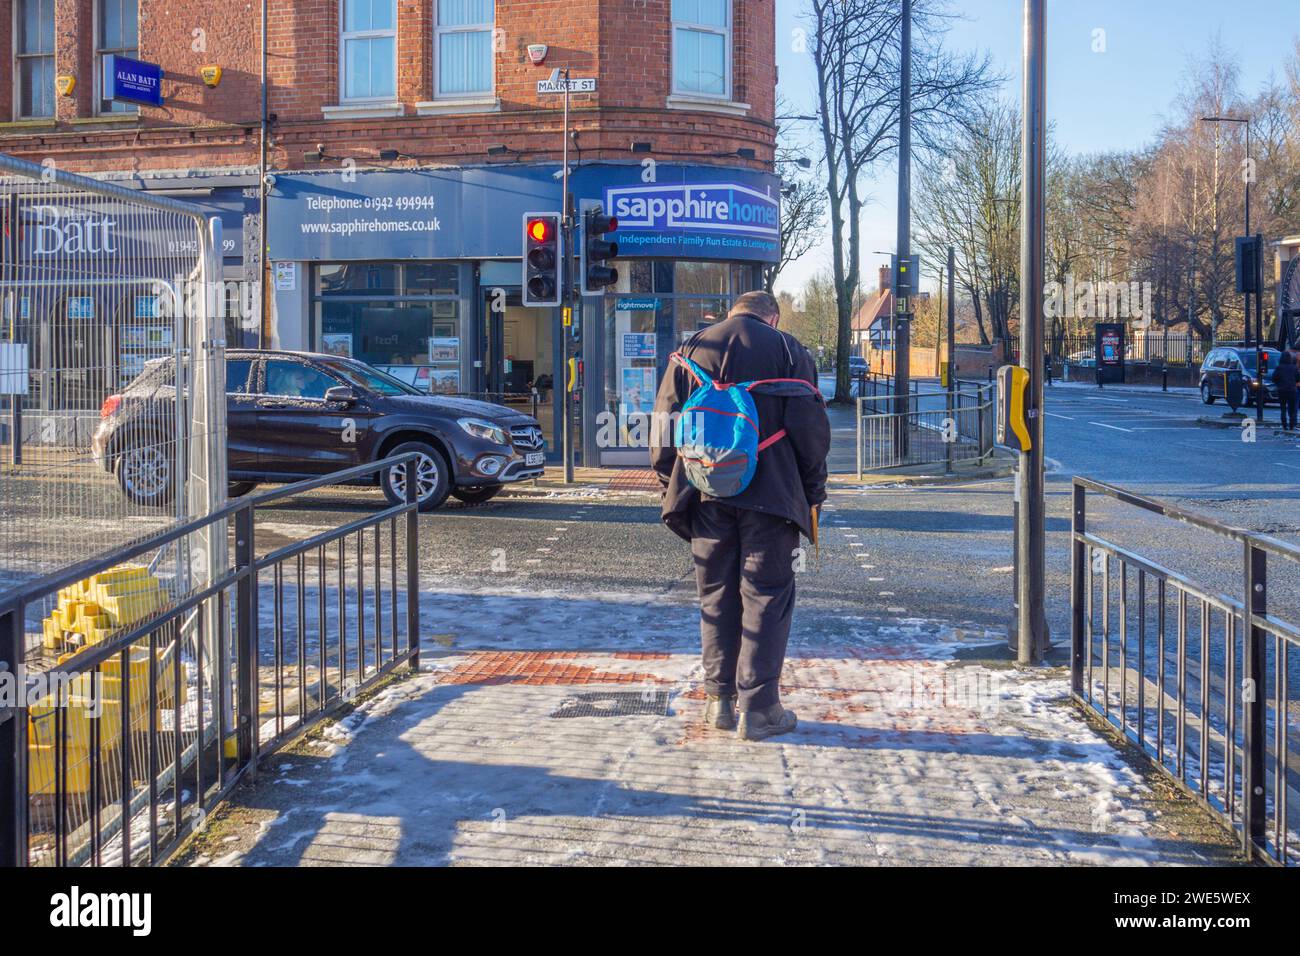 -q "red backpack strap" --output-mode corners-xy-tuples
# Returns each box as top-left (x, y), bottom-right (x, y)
(747, 376), (820, 454)
(669, 351), (711, 388)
